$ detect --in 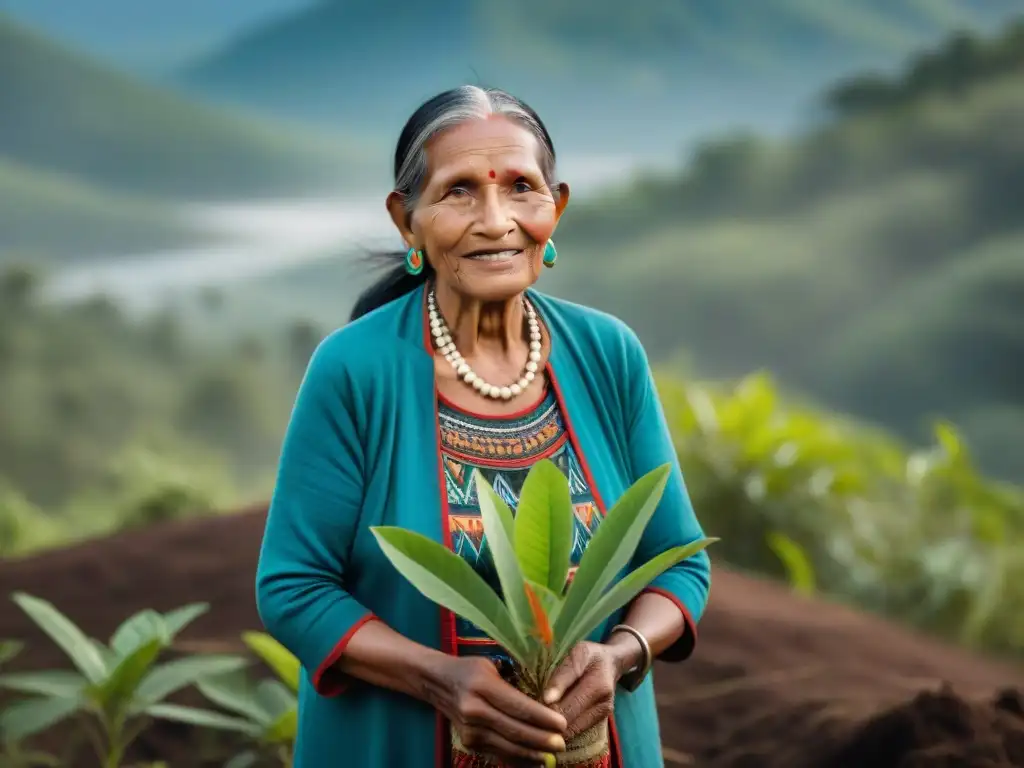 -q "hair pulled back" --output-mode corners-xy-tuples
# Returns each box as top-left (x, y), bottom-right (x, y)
(349, 86), (557, 322)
